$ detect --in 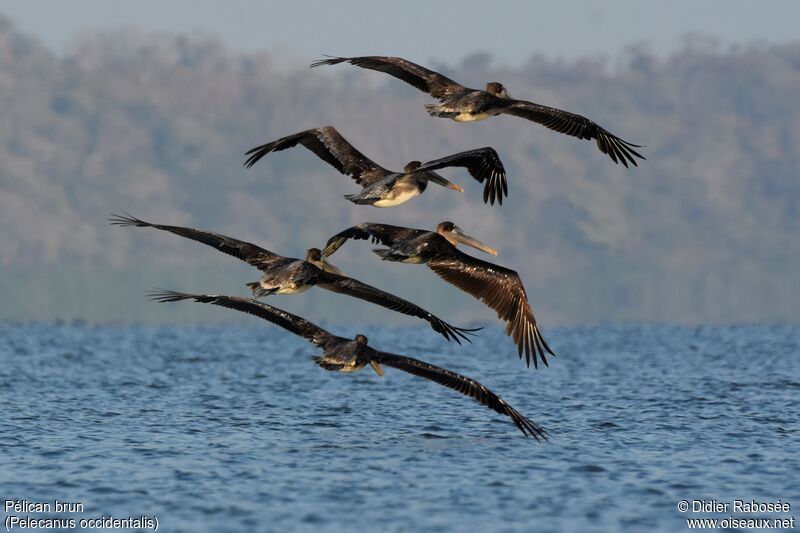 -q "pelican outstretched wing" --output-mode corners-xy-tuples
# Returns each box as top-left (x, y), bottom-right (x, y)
(313, 272), (479, 344)
(492, 100), (644, 167)
(323, 222), (427, 257)
(426, 250), (555, 369)
(376, 352), (547, 439)
(244, 126), (391, 185)
(149, 290), (340, 348)
(110, 213), (286, 270)
(417, 147), (508, 205)
(311, 55), (465, 99)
